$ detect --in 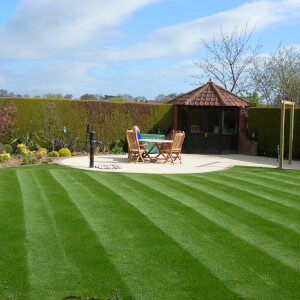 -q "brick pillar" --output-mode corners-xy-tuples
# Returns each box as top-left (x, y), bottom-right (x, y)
(238, 108), (247, 153)
(173, 105), (178, 130)
(179, 106), (182, 130)
(238, 107), (258, 155)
